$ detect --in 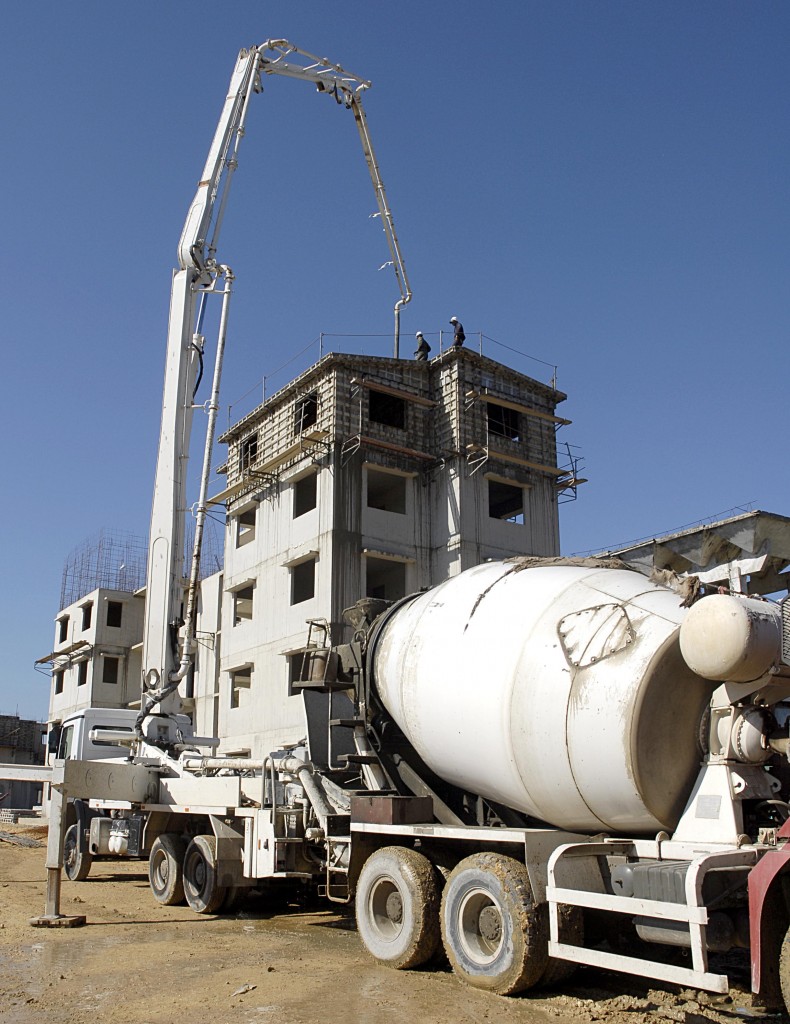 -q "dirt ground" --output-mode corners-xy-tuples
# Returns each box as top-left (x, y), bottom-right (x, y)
(0, 825), (777, 1024)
